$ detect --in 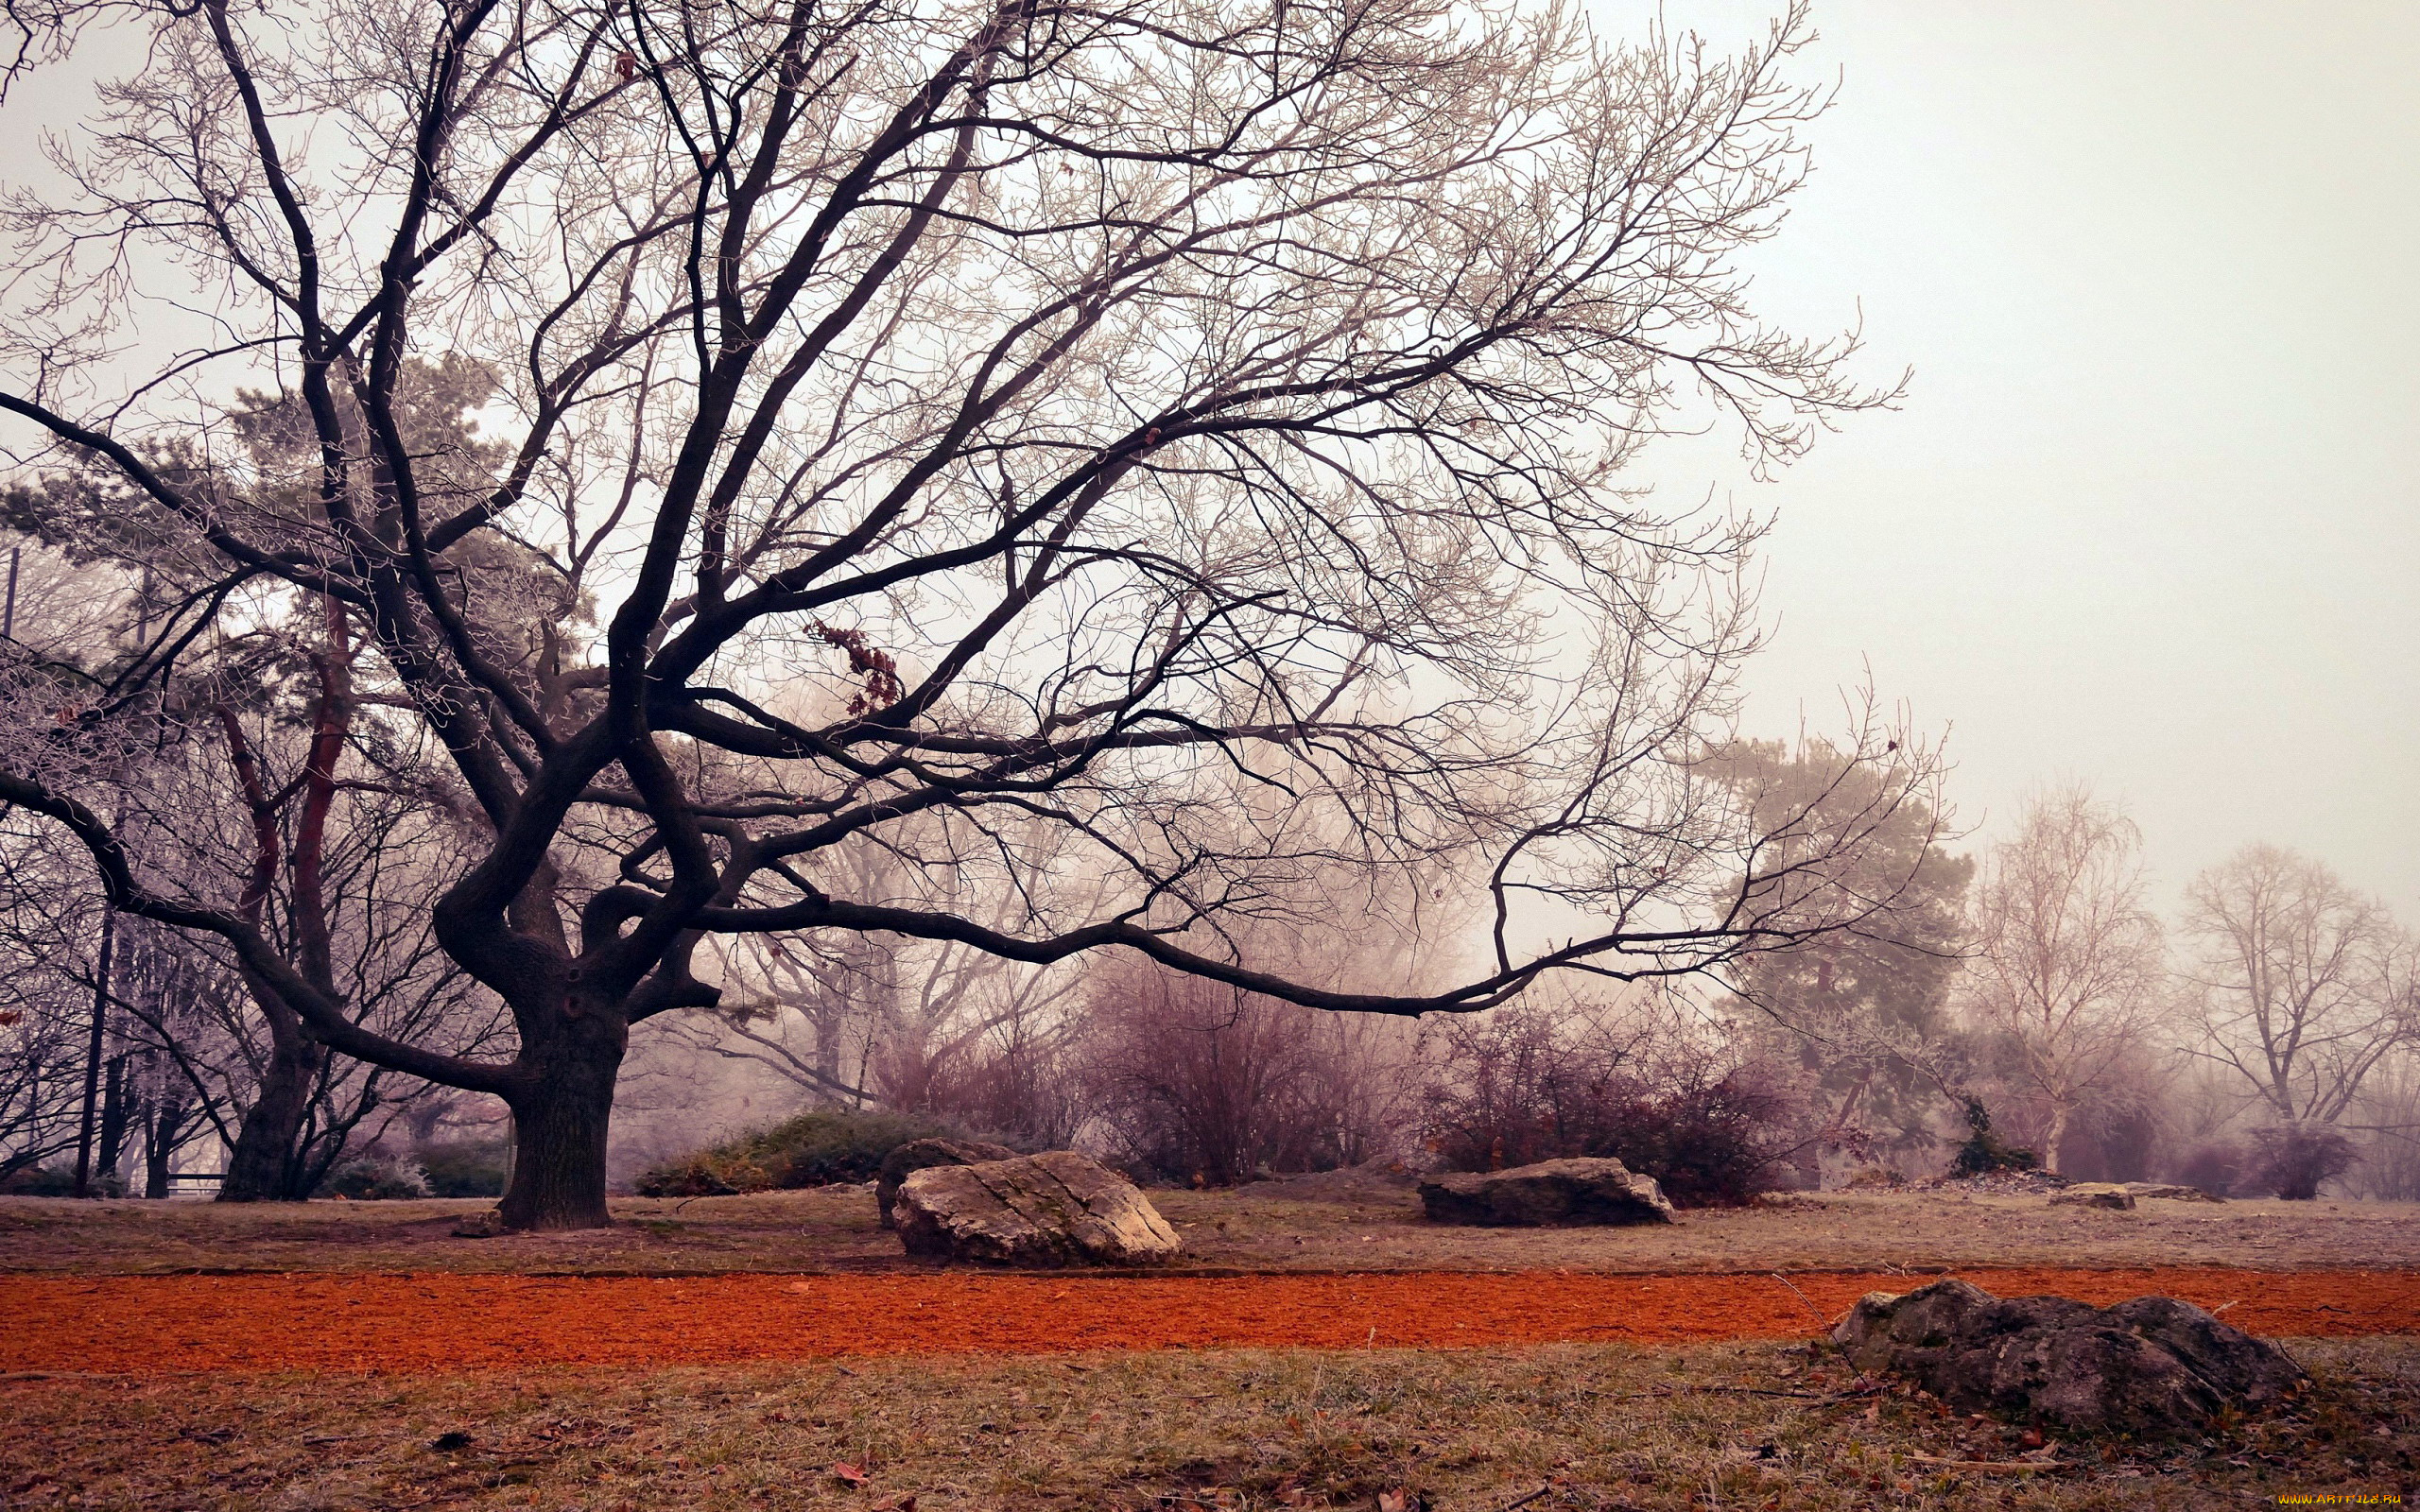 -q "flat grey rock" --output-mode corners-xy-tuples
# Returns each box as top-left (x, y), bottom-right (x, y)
(893, 1150), (1181, 1266)
(2048, 1183), (2135, 1210)
(2122, 1182), (2224, 1202)
(1417, 1157), (1677, 1227)
(875, 1137), (1017, 1229)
